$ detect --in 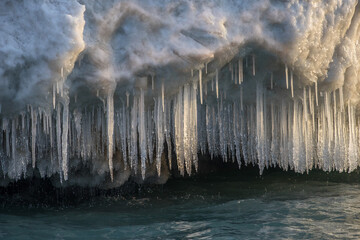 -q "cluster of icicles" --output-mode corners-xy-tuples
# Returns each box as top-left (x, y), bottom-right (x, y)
(0, 54), (358, 183)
